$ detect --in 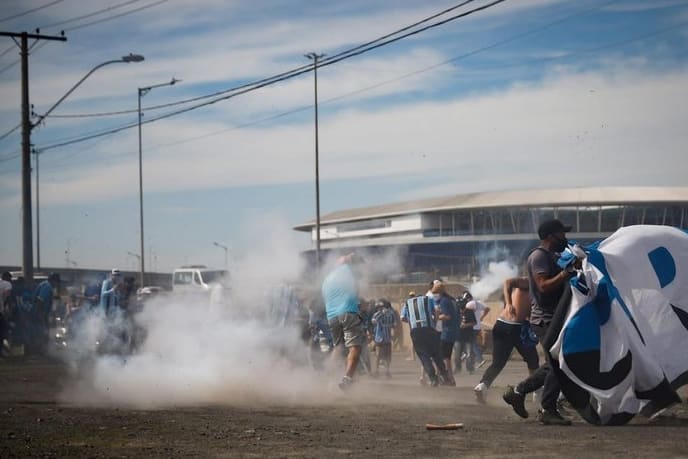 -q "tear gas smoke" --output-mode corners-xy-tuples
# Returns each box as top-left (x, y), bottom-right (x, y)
(467, 260), (518, 301)
(58, 221), (410, 408)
